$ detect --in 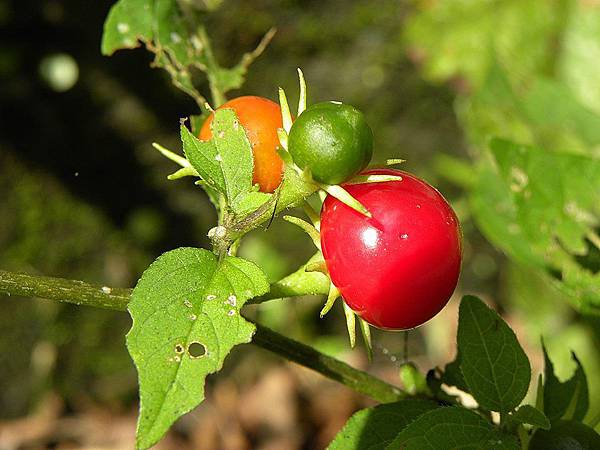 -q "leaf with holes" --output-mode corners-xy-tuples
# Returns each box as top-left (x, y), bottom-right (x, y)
(328, 399), (438, 450)
(387, 406), (520, 450)
(457, 295), (530, 413)
(127, 247), (268, 449)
